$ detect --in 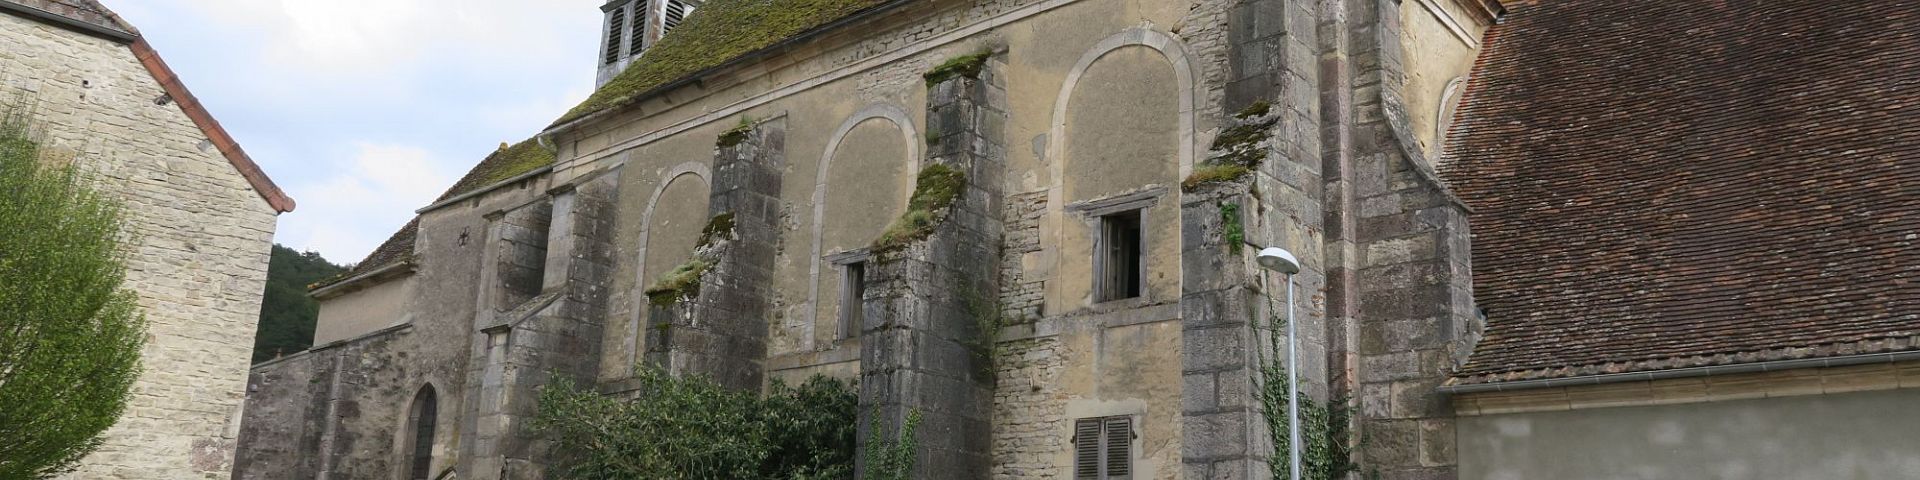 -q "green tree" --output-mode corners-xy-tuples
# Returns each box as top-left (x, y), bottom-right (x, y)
(534, 369), (857, 479)
(0, 103), (148, 478)
(252, 245), (344, 363)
